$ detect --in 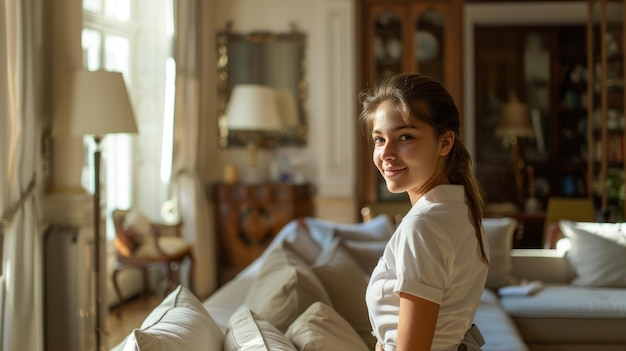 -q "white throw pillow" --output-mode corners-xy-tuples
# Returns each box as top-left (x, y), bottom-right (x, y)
(244, 241), (332, 332)
(483, 217), (519, 289)
(285, 302), (370, 351)
(559, 220), (626, 287)
(224, 308), (297, 351)
(312, 238), (376, 349)
(122, 285), (223, 351)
